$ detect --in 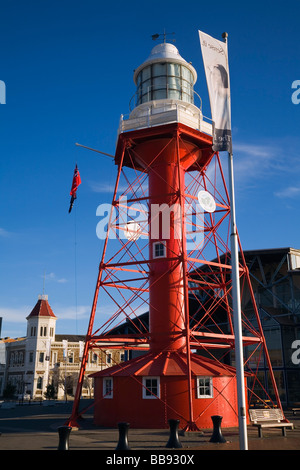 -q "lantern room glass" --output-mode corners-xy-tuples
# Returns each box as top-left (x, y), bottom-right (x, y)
(136, 62), (194, 106)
